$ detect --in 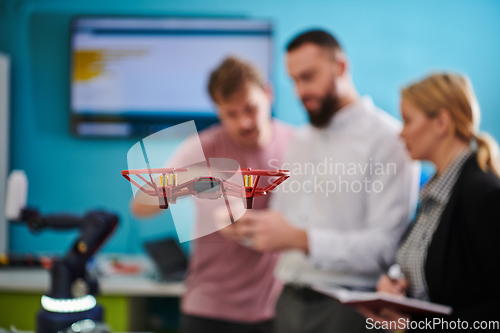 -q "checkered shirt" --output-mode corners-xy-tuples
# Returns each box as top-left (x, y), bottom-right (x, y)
(396, 147), (473, 300)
